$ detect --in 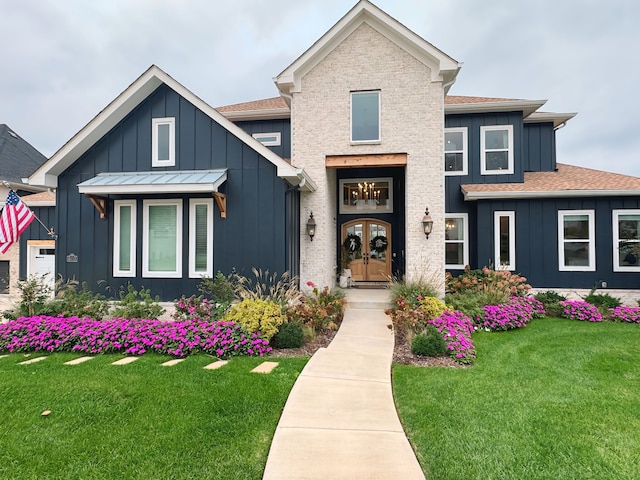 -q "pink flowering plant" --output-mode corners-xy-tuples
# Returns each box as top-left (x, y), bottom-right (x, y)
(608, 305), (640, 323)
(560, 300), (603, 322)
(0, 316), (271, 358)
(428, 310), (476, 364)
(482, 296), (545, 331)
